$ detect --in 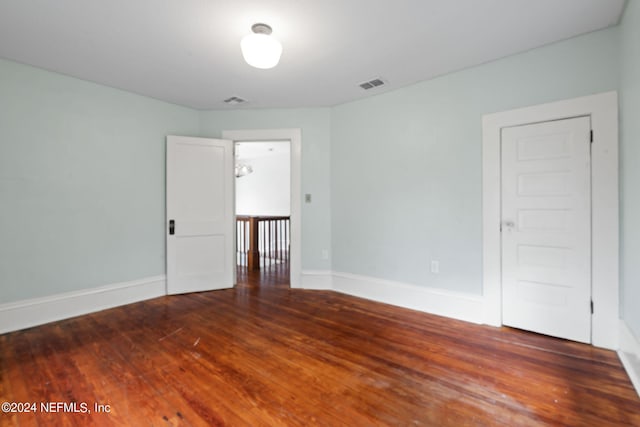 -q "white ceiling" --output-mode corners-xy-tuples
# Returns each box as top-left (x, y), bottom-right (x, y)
(236, 141), (289, 162)
(0, 0), (626, 110)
